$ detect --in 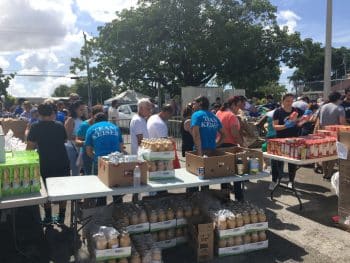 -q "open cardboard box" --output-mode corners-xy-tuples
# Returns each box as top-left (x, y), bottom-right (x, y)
(187, 215), (214, 262)
(218, 147), (263, 174)
(98, 158), (148, 187)
(185, 150), (235, 178)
